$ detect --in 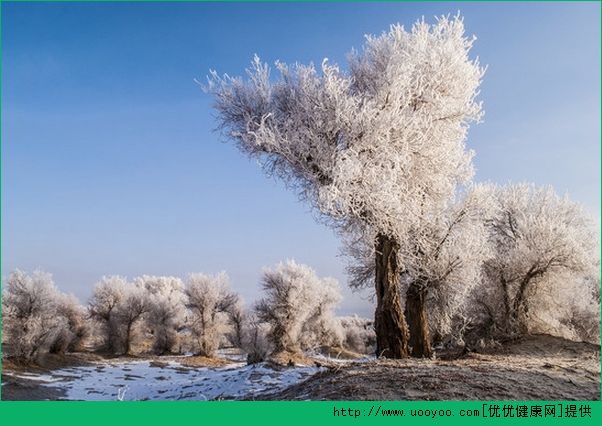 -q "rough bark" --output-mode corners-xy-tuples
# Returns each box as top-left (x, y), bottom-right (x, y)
(512, 272), (535, 335)
(374, 234), (409, 358)
(405, 282), (433, 358)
